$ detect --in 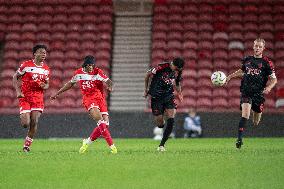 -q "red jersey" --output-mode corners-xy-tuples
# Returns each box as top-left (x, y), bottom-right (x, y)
(71, 67), (109, 99)
(17, 60), (50, 96)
